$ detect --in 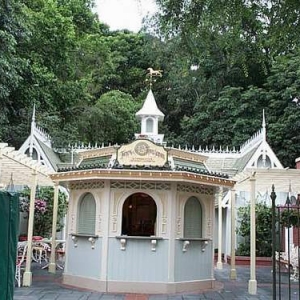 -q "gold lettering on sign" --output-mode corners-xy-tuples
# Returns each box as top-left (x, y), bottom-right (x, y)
(118, 140), (167, 167)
